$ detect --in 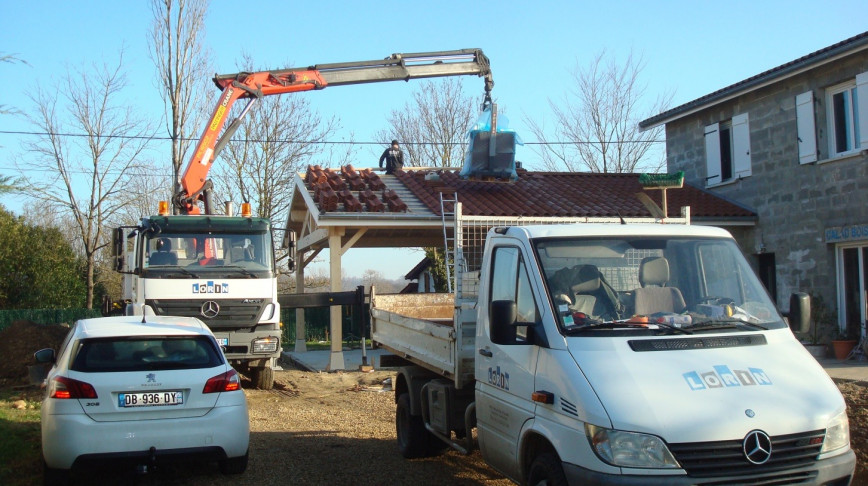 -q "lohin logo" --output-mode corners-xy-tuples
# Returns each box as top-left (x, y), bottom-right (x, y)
(192, 281), (229, 294)
(684, 365), (772, 391)
(488, 366), (510, 391)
